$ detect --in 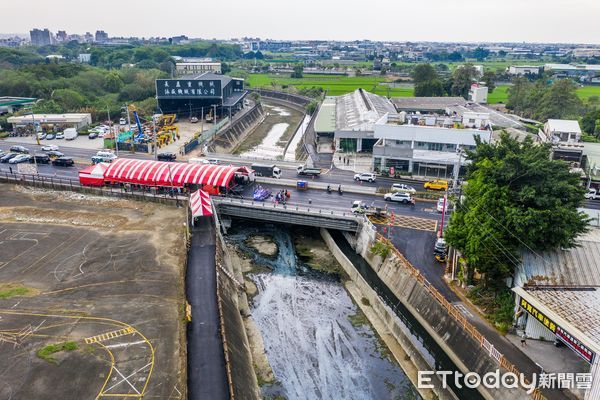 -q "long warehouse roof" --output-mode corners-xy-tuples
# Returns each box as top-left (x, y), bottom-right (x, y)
(104, 159), (245, 188)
